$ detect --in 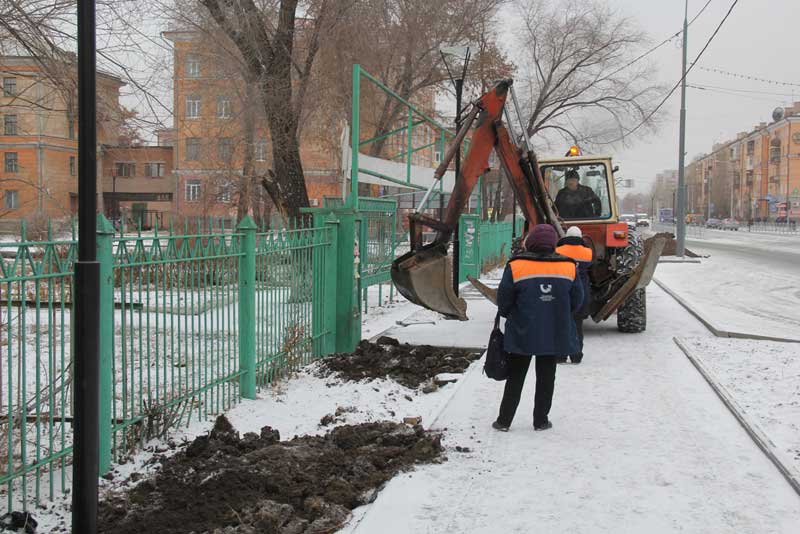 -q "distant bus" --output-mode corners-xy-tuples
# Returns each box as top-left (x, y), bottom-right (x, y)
(658, 208), (674, 223)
